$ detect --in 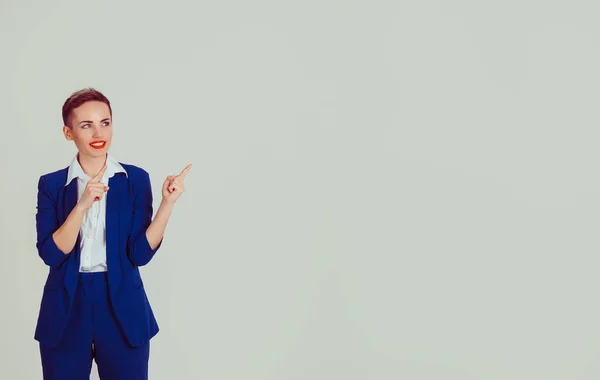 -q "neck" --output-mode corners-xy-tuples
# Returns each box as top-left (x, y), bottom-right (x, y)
(77, 152), (107, 178)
